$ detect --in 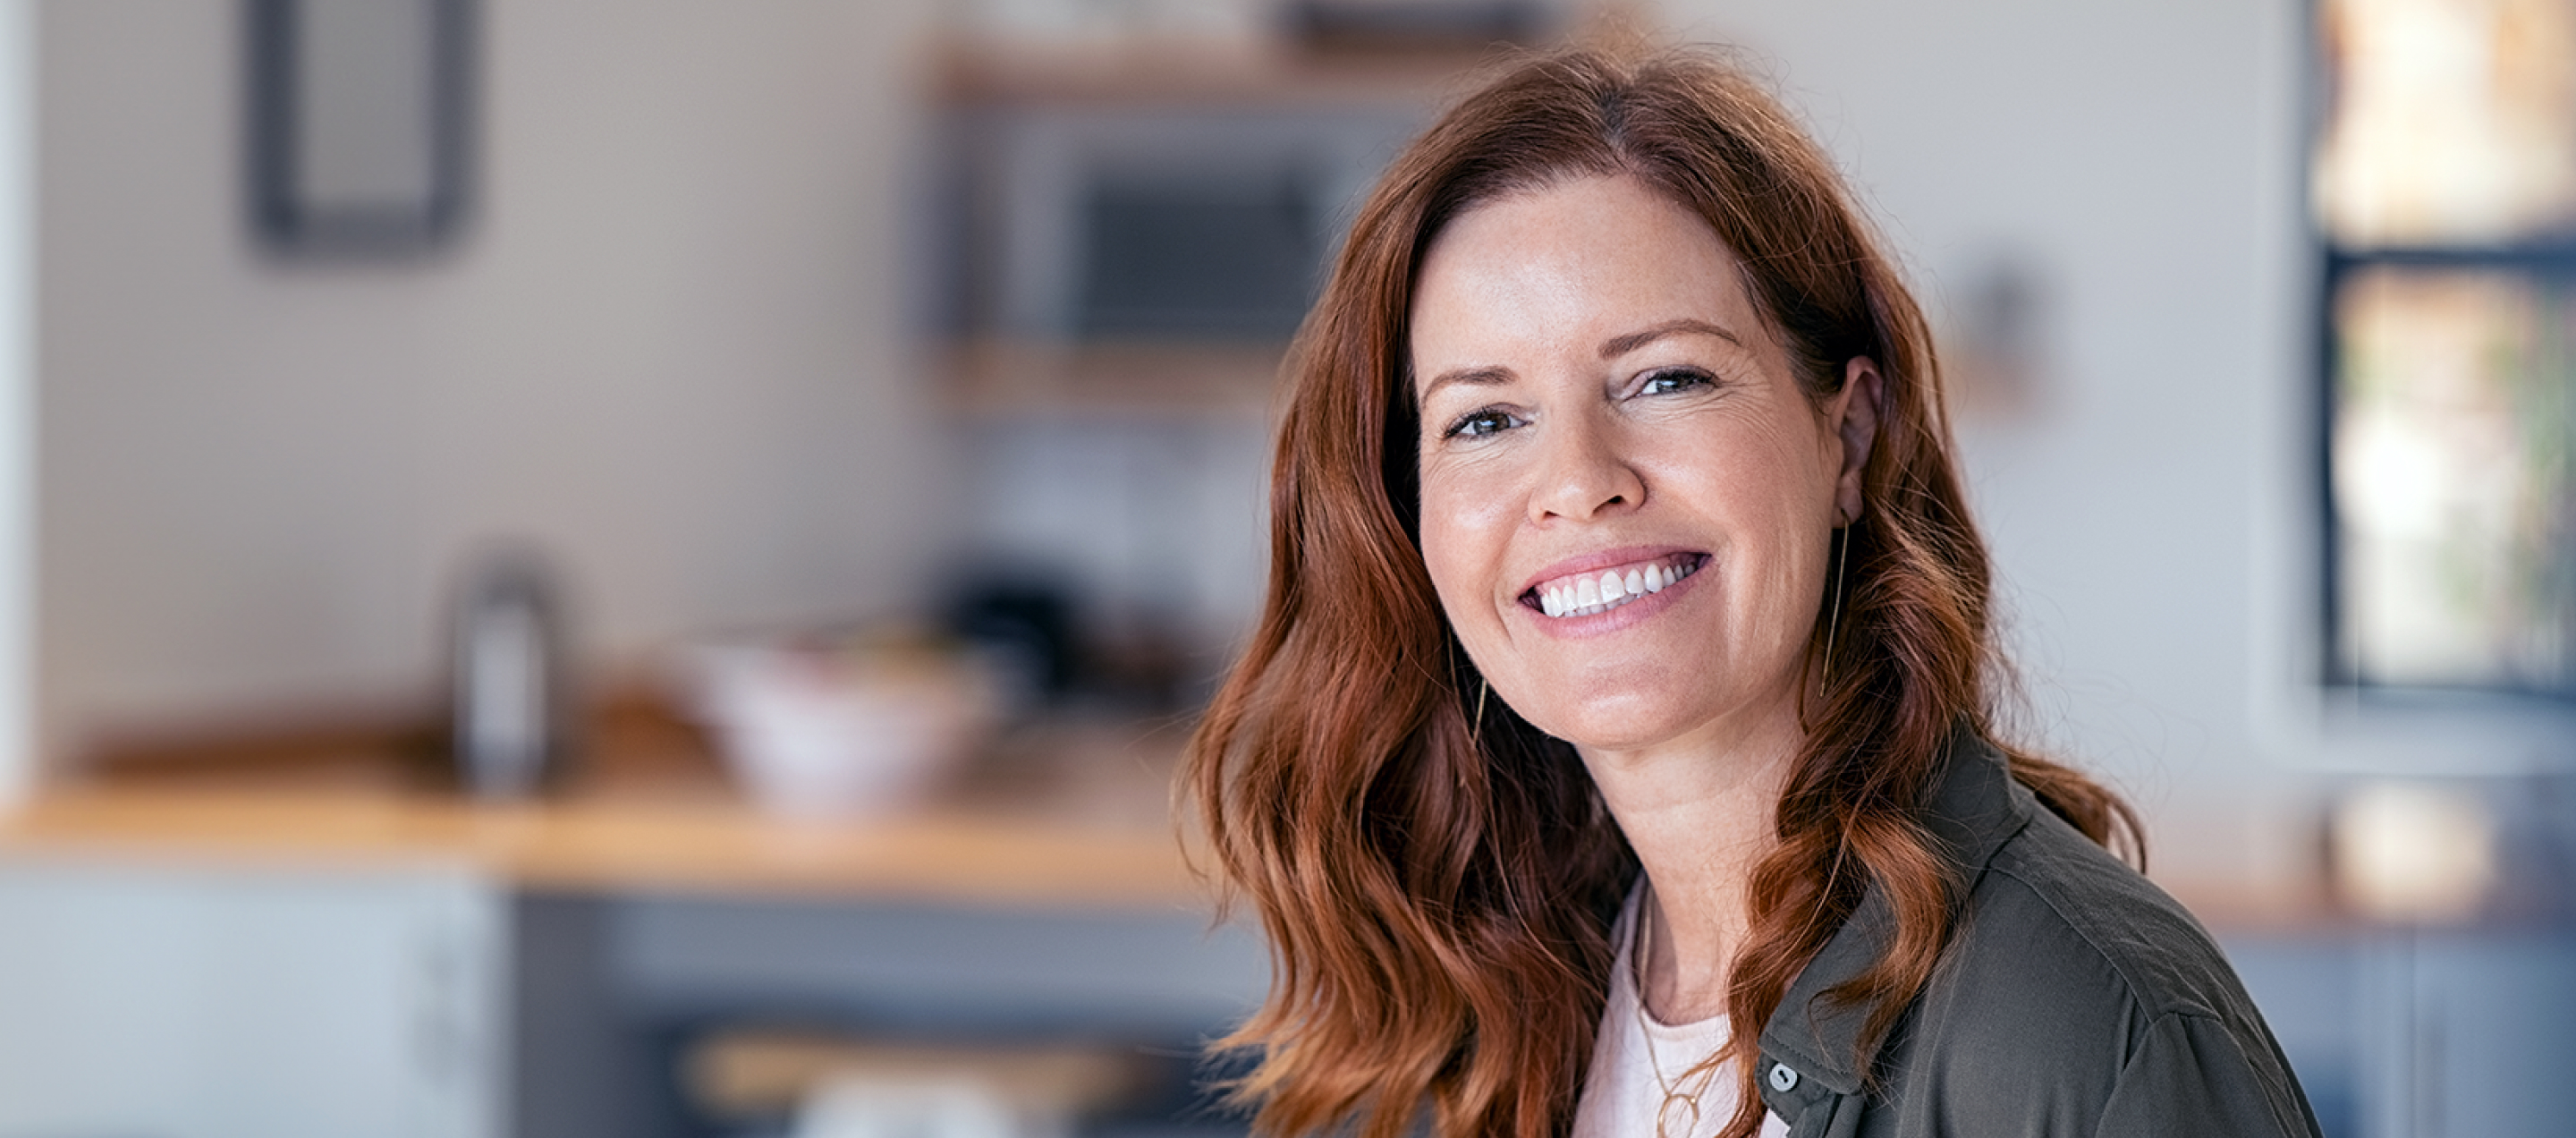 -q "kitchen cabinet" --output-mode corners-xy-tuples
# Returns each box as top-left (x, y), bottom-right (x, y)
(2358, 930), (2576, 1138)
(0, 859), (505, 1138)
(0, 714), (1260, 1137)
(2225, 928), (2576, 1138)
